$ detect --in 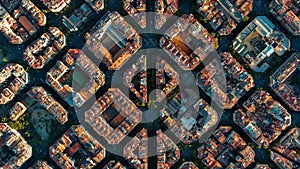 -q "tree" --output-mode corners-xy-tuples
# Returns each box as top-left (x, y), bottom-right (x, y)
(42, 9), (49, 14)
(211, 32), (217, 37)
(25, 131), (31, 138)
(147, 101), (151, 109)
(215, 38), (219, 49)
(243, 16), (250, 22)
(7, 113), (30, 131)
(1, 117), (8, 123)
